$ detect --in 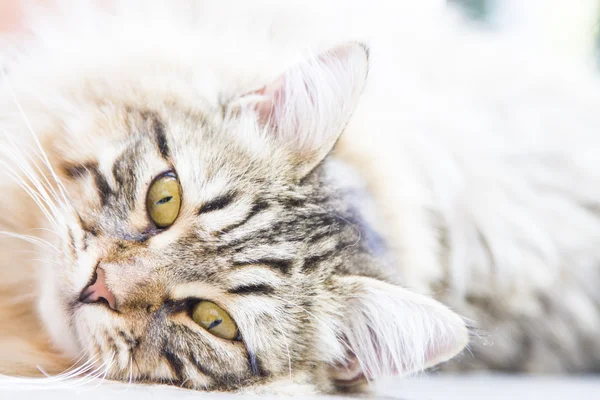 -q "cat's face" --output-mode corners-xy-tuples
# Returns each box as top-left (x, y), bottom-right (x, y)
(16, 43), (468, 393)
